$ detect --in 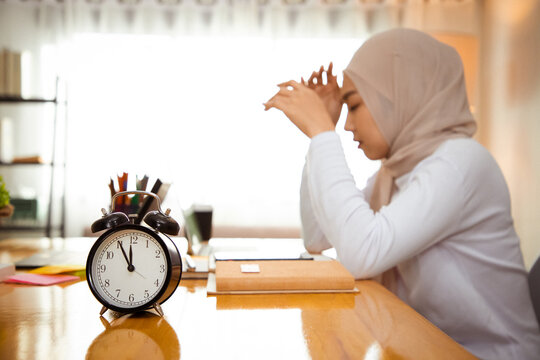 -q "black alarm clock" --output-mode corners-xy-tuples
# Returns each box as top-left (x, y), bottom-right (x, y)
(86, 190), (182, 316)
